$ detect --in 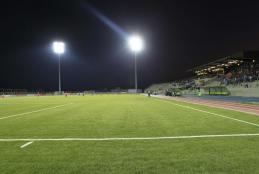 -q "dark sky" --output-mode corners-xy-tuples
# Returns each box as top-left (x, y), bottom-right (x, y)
(1, 0), (259, 91)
